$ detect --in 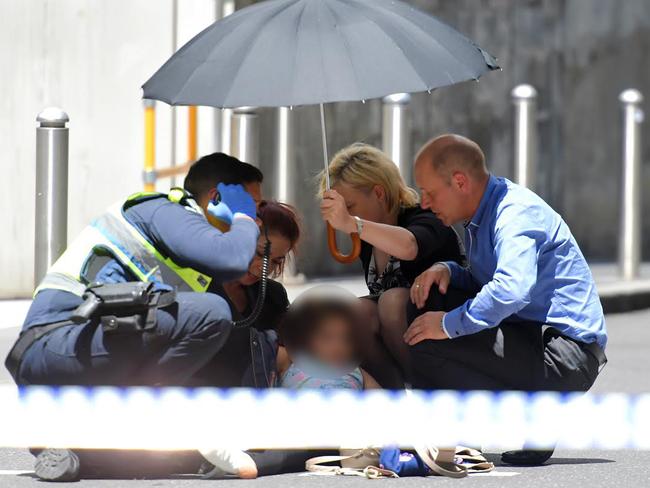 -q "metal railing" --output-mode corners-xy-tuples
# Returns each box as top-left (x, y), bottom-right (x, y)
(34, 108), (69, 286)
